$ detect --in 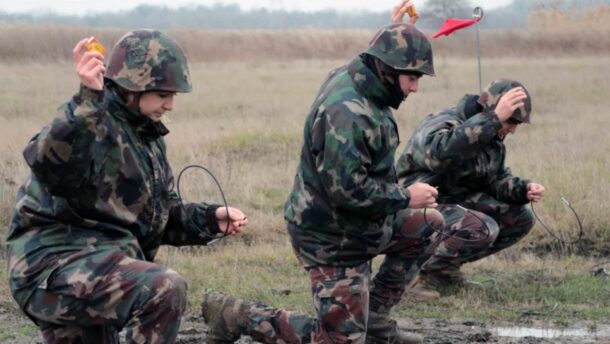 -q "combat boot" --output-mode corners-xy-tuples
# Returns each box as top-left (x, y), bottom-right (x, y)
(409, 267), (482, 299)
(405, 274), (441, 301)
(201, 289), (249, 343)
(366, 310), (423, 344)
